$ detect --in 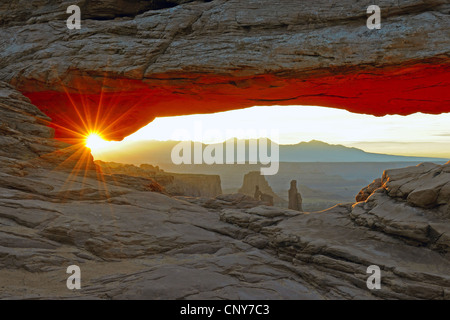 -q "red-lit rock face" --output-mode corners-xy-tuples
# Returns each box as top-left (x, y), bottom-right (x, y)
(1, 0), (449, 141)
(20, 62), (450, 141)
